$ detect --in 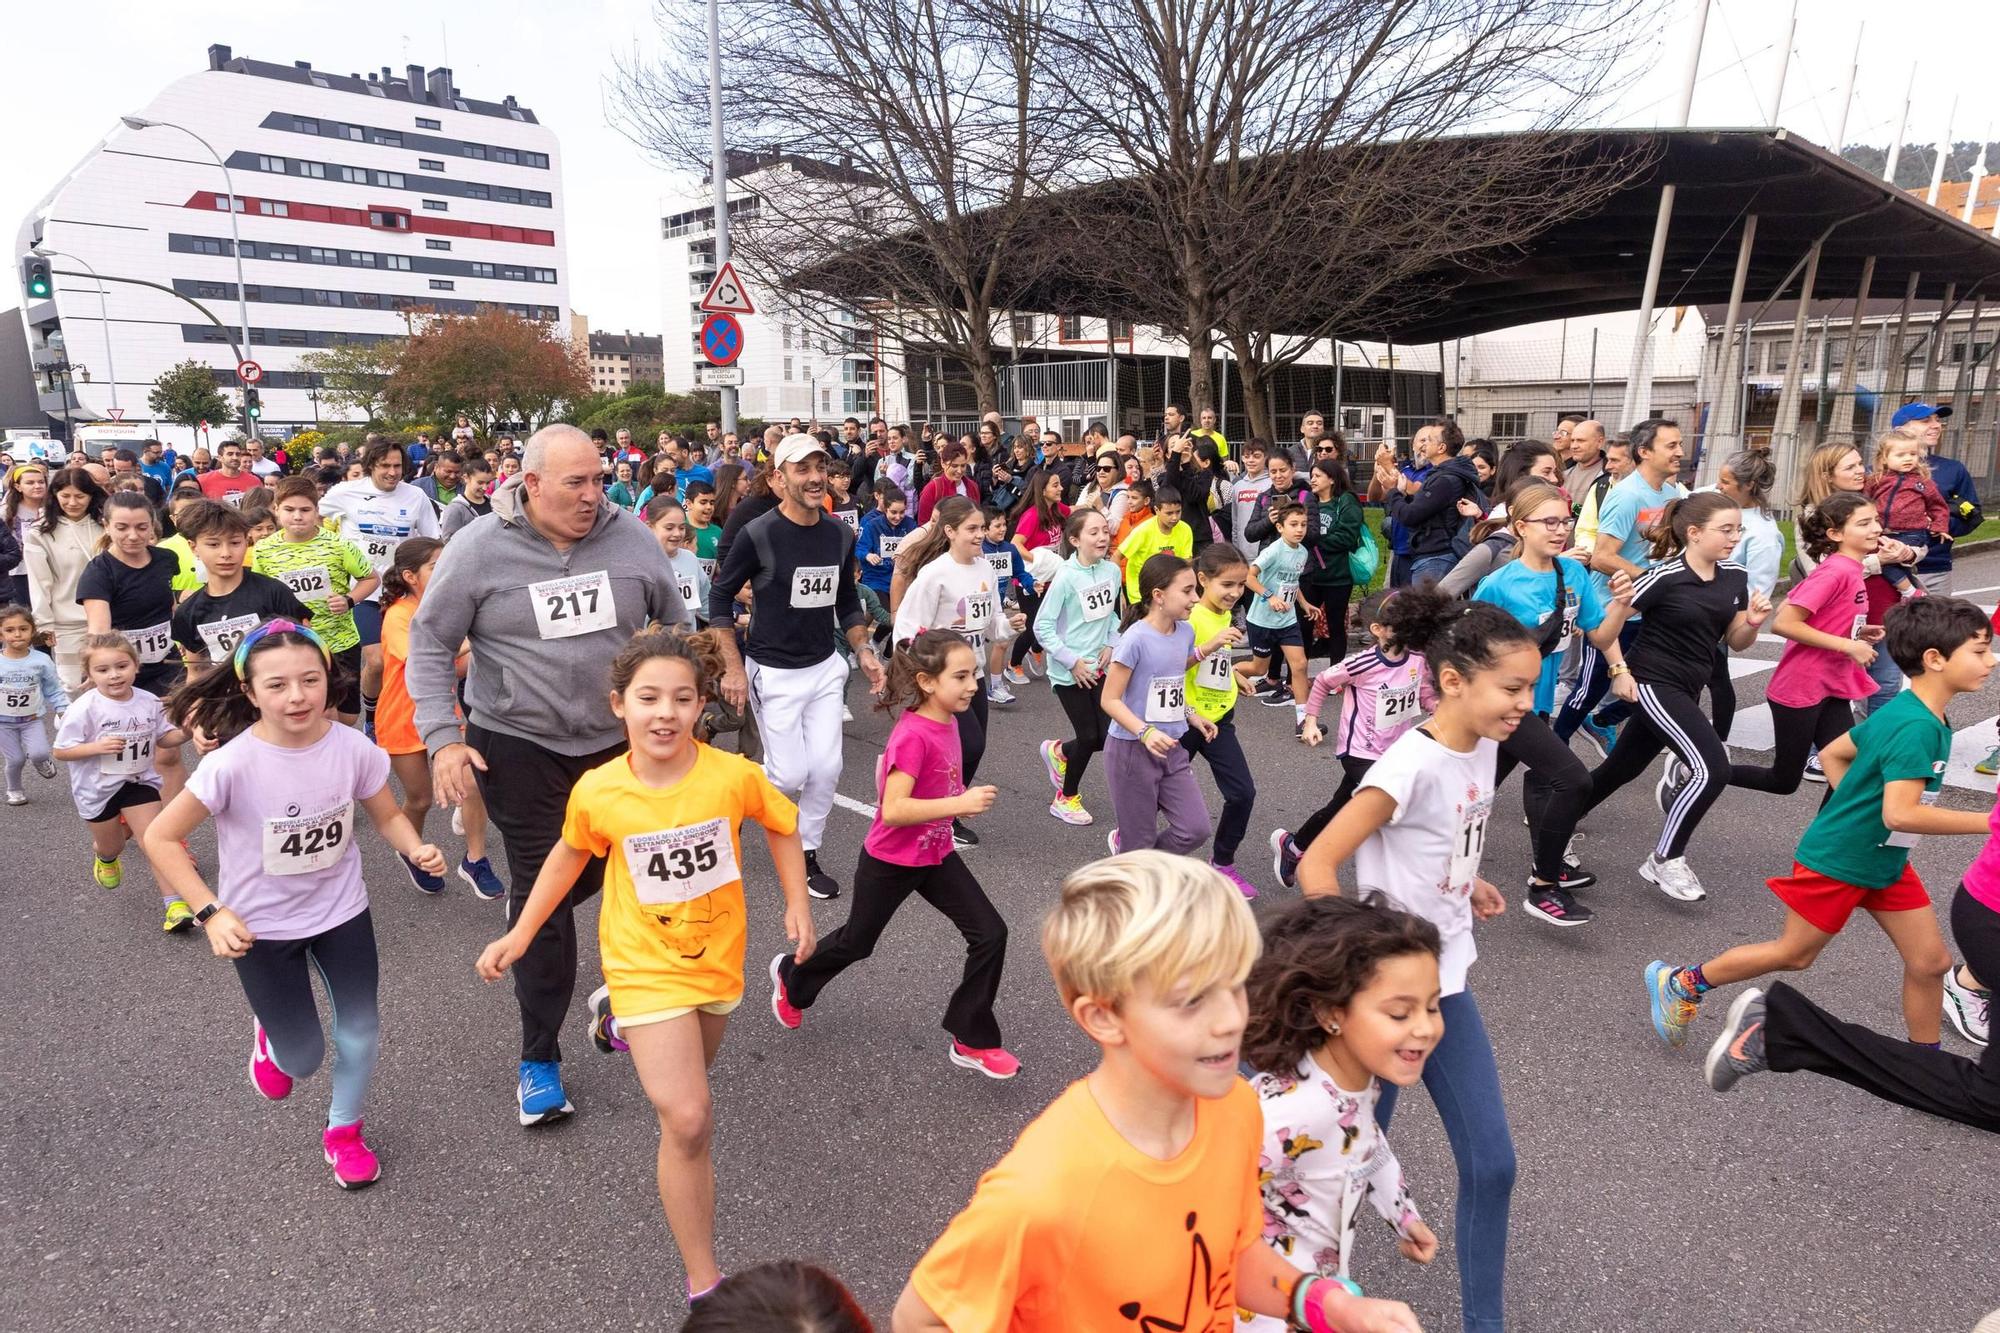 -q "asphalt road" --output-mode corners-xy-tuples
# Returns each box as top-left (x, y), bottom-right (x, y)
(9, 553), (2000, 1333)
